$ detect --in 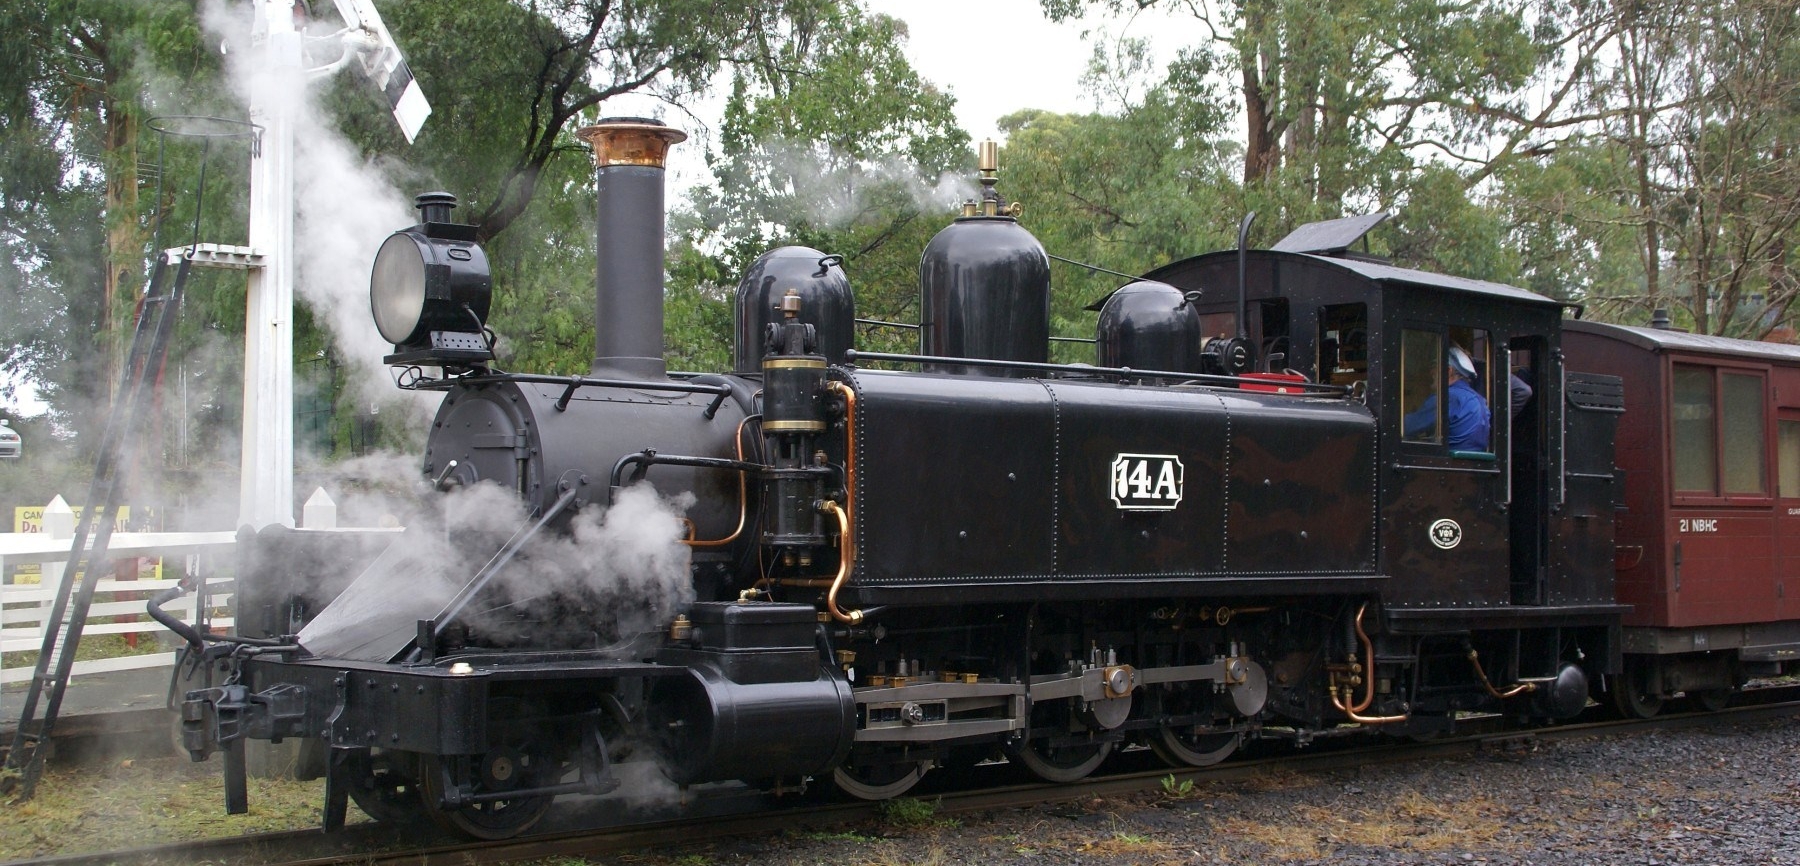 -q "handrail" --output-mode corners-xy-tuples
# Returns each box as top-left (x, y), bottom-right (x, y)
(842, 350), (1349, 395)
